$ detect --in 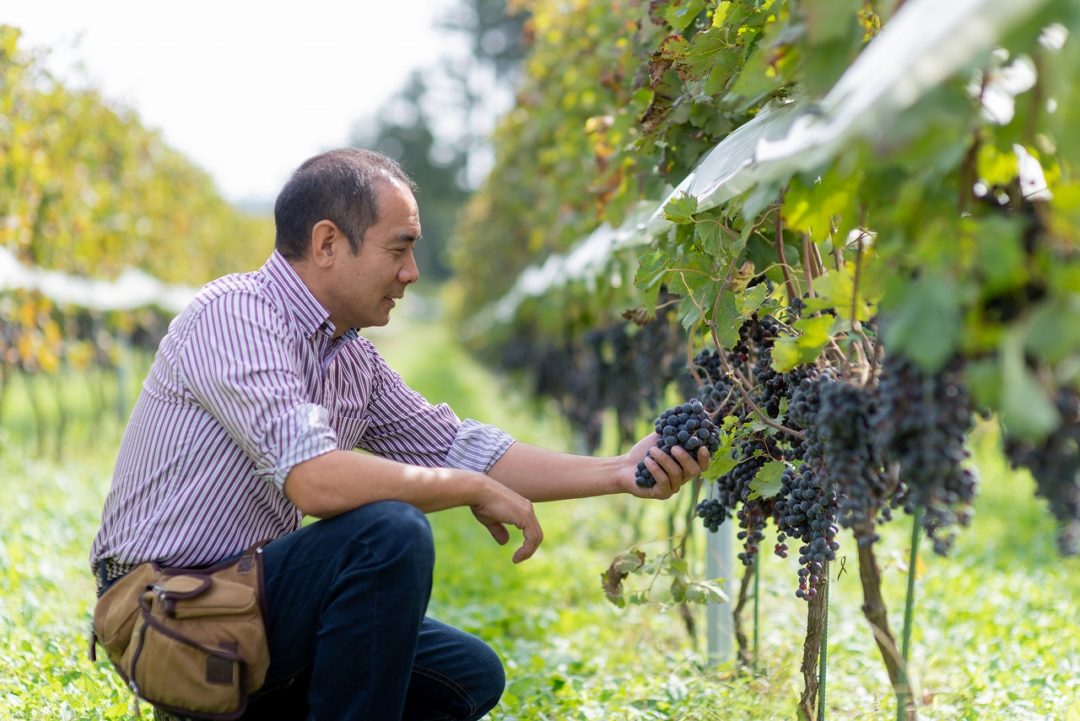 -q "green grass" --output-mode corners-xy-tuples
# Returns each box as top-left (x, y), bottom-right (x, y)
(1, 316), (1079, 719)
